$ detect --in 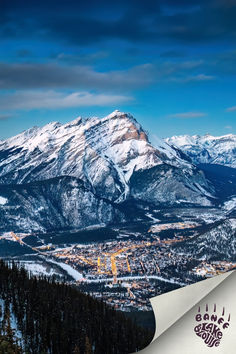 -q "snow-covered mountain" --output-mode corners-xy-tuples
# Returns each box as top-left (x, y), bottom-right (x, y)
(0, 111), (214, 209)
(0, 176), (125, 233)
(173, 218), (236, 261)
(0, 111), (160, 203)
(166, 134), (236, 168)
